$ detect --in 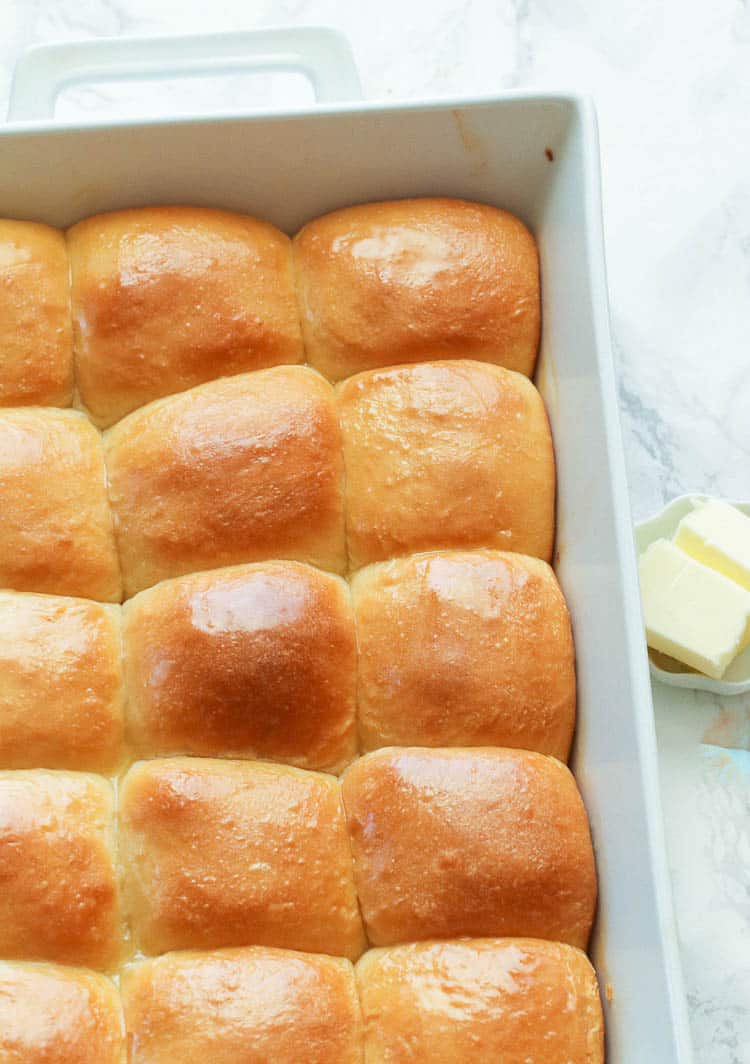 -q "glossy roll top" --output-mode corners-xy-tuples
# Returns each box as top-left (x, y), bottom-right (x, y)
(0, 961), (124, 1064)
(119, 757), (366, 959)
(356, 938), (604, 1064)
(121, 947), (362, 1064)
(0, 591), (125, 772)
(342, 747), (597, 949)
(0, 198), (602, 1061)
(2, 198), (542, 417)
(120, 939), (603, 1064)
(0, 408), (121, 601)
(0, 941), (603, 1064)
(337, 360), (554, 569)
(0, 771), (123, 970)
(293, 197), (540, 381)
(0, 220), (73, 408)
(122, 561), (358, 773)
(104, 366), (346, 597)
(352, 550), (575, 760)
(68, 206), (304, 426)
